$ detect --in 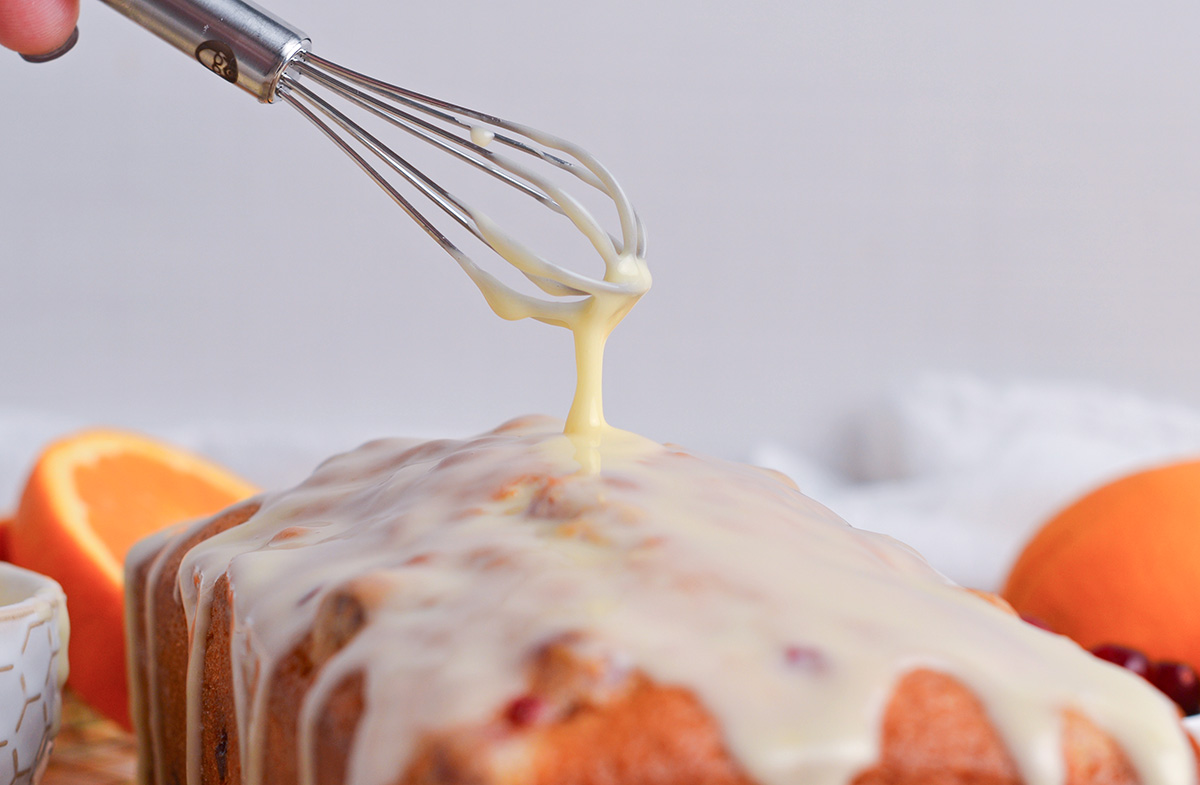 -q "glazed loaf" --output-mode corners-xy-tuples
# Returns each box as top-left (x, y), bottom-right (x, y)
(125, 417), (1199, 785)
